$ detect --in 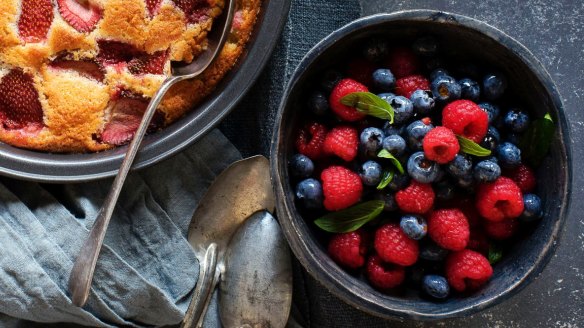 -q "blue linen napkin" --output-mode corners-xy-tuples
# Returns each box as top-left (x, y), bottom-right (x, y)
(0, 129), (241, 327)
